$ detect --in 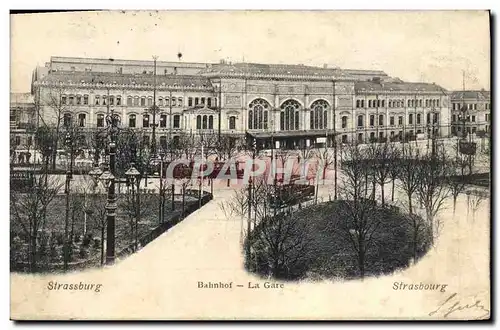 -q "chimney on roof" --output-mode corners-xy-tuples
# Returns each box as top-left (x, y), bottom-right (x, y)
(220, 59), (226, 64)
(323, 64), (328, 69)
